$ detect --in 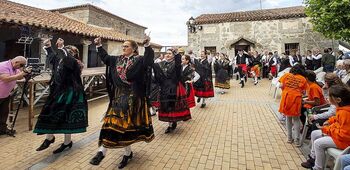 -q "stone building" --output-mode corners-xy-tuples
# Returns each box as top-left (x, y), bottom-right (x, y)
(187, 6), (338, 57)
(0, 1), (161, 67)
